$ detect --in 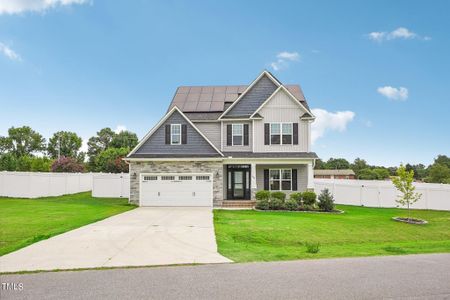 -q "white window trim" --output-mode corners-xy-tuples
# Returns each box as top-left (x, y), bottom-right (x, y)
(170, 124), (182, 145)
(231, 123), (244, 146)
(269, 122), (293, 145)
(269, 168), (292, 191)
